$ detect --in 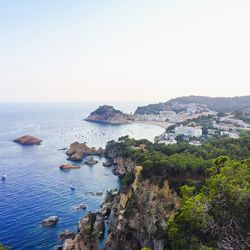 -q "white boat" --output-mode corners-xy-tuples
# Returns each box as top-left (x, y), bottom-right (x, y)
(1, 173), (6, 180)
(70, 179), (75, 190)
